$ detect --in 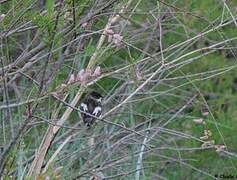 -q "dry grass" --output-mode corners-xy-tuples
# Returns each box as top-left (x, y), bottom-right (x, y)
(0, 0), (237, 179)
